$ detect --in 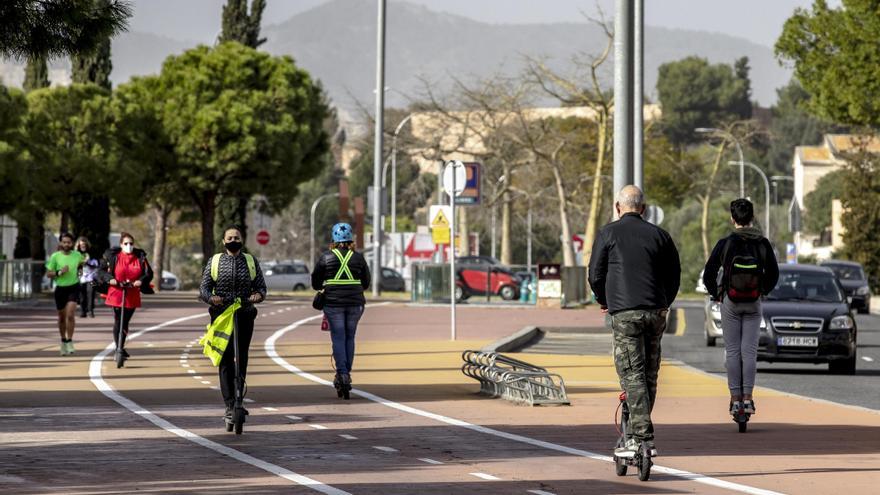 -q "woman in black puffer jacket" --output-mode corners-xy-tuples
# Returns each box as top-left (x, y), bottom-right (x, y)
(311, 222), (371, 399)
